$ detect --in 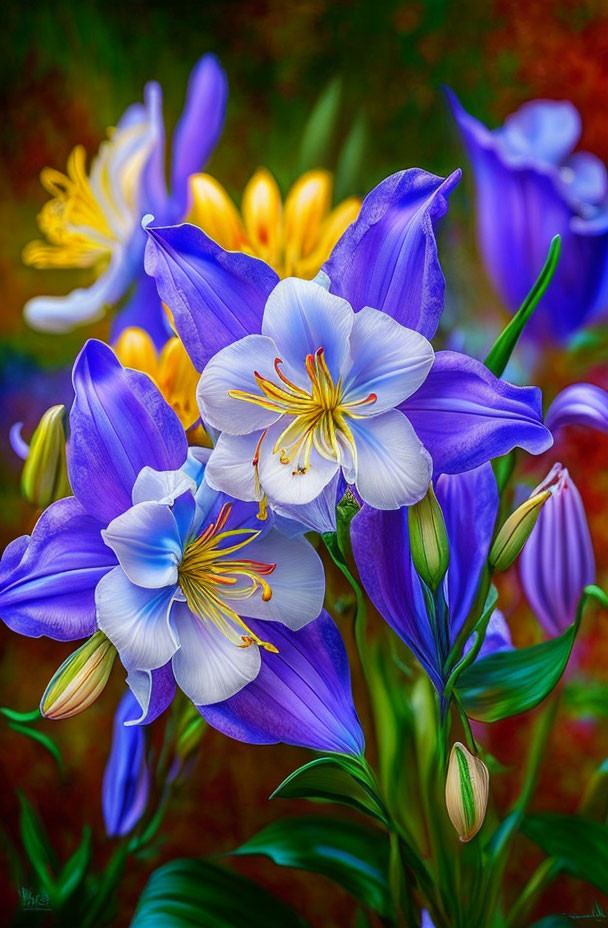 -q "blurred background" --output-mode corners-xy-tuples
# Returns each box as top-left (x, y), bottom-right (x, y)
(1, 0), (608, 923)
